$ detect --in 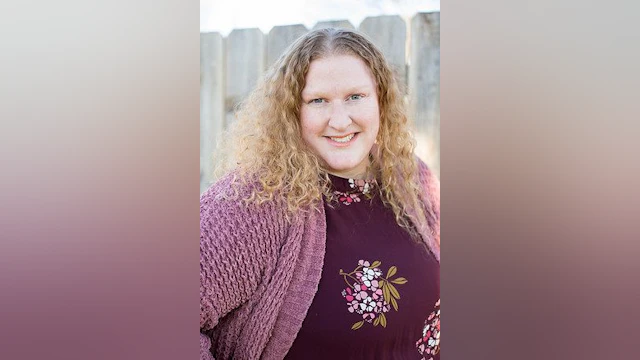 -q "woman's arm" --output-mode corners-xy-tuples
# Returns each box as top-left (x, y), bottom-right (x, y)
(417, 159), (440, 232)
(417, 158), (441, 259)
(199, 175), (284, 359)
